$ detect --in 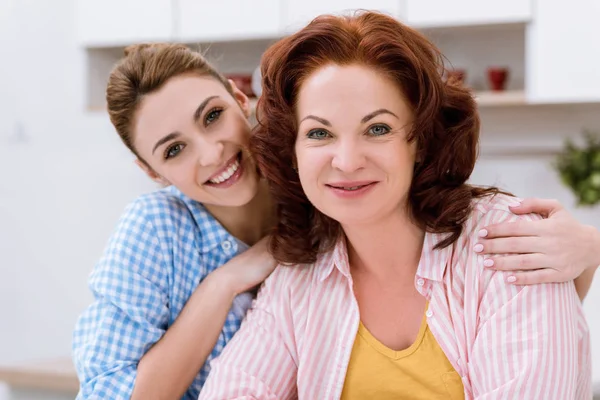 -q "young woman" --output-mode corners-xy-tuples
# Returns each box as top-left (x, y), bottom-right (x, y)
(200, 12), (595, 399)
(72, 43), (599, 399)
